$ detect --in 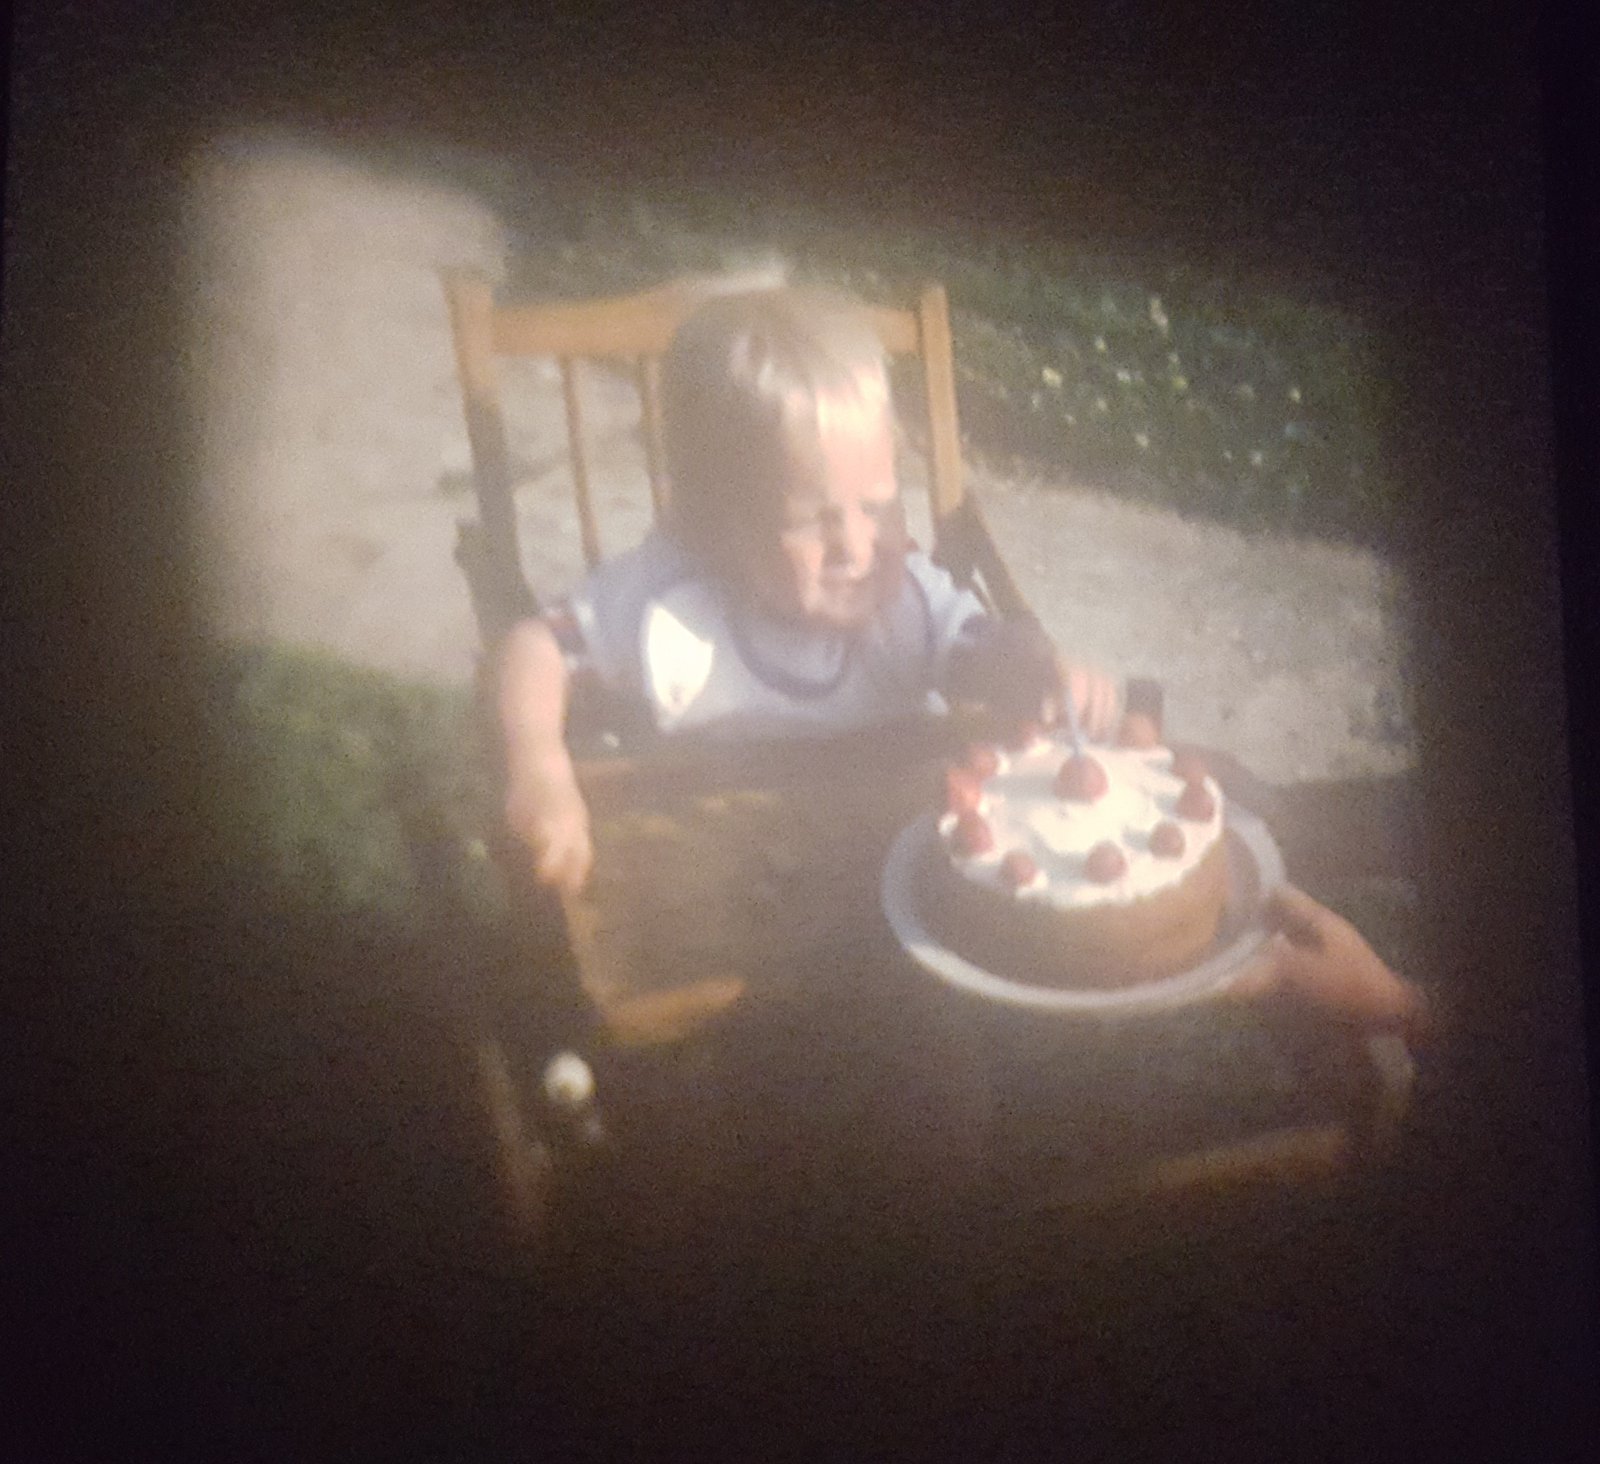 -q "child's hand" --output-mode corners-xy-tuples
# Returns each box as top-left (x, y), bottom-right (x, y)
(505, 758), (594, 896)
(942, 622), (1116, 738)
(1051, 659), (1120, 743)
(1231, 884), (1431, 1044)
